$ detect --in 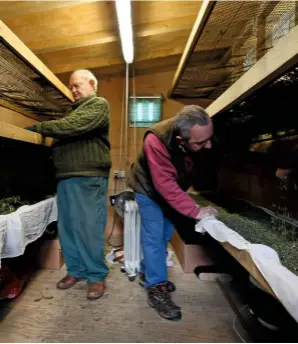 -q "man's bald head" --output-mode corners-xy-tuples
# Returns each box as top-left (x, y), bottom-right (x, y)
(69, 69), (98, 101)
